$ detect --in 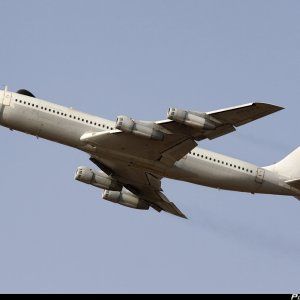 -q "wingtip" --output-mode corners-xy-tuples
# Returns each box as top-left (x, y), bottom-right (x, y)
(178, 213), (188, 220)
(272, 104), (285, 112)
(254, 102), (285, 112)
